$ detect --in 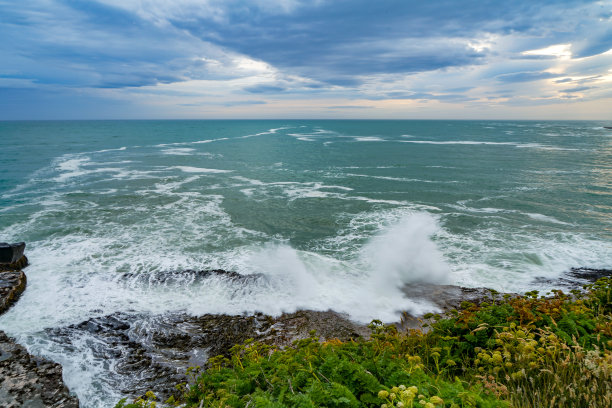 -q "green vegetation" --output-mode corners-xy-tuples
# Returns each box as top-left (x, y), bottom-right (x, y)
(116, 278), (611, 408)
